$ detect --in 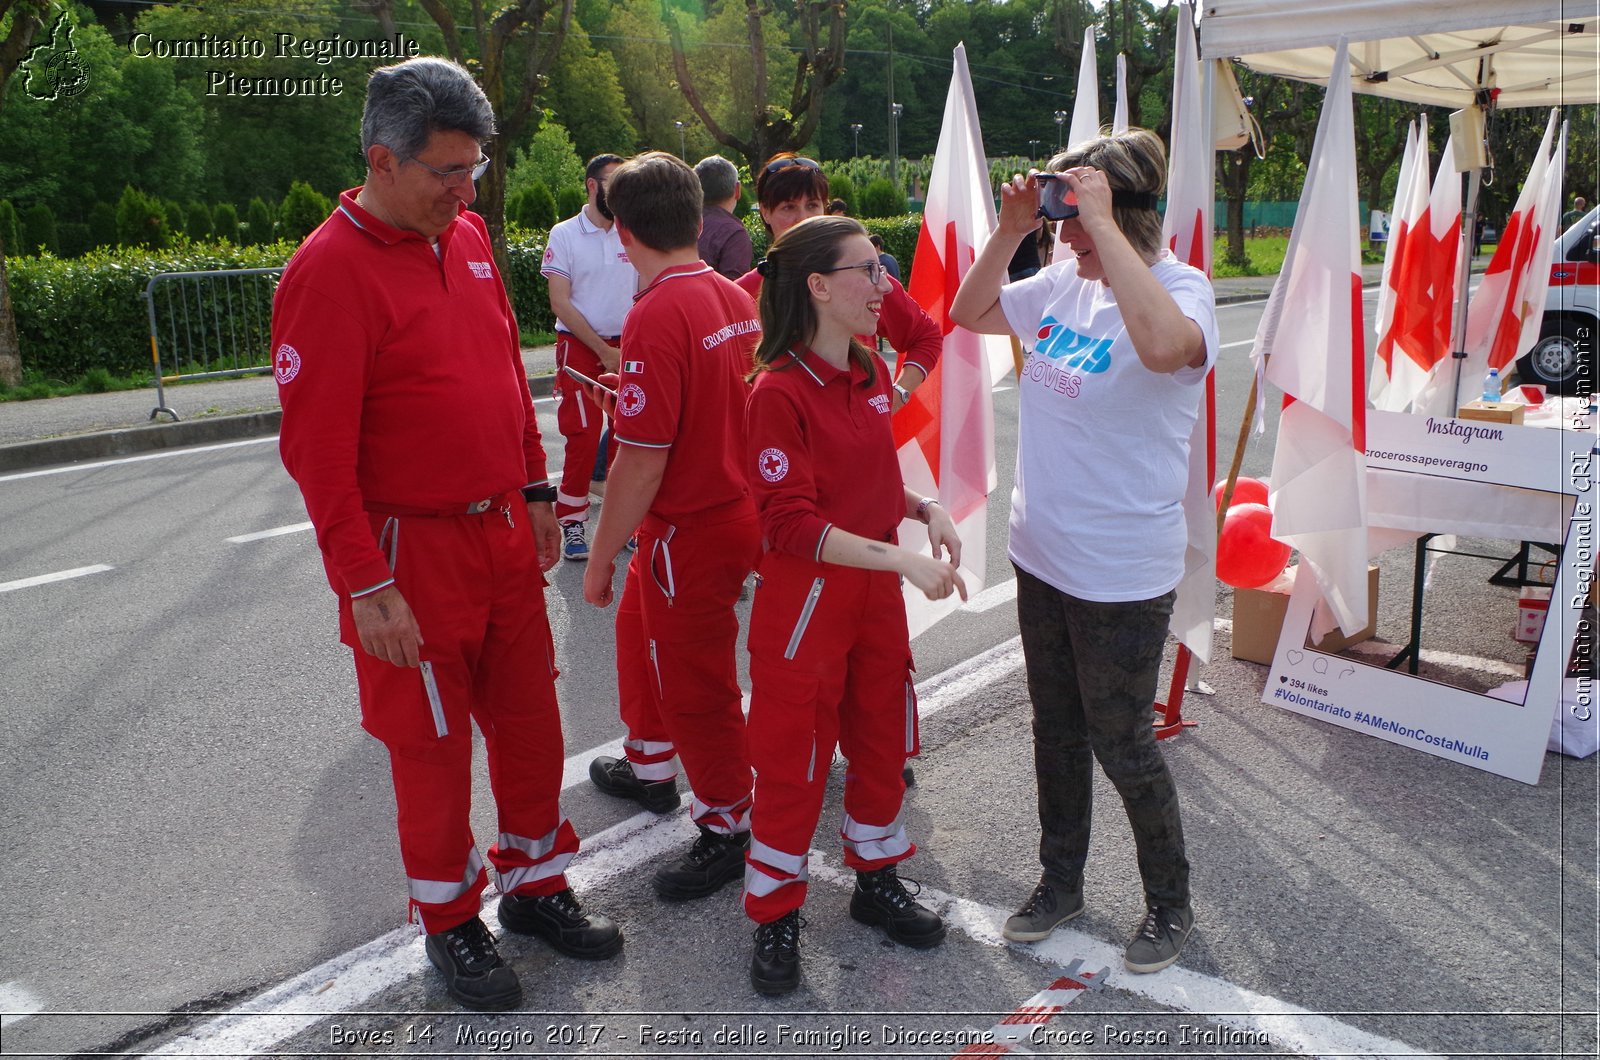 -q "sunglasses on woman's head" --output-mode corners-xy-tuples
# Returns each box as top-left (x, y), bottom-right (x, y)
(763, 156), (823, 176)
